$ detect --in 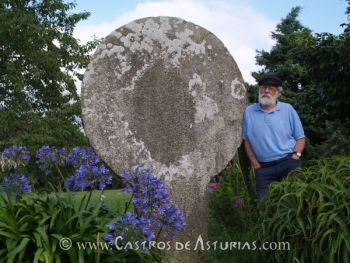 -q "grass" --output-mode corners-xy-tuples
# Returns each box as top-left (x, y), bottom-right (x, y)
(70, 189), (132, 215)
